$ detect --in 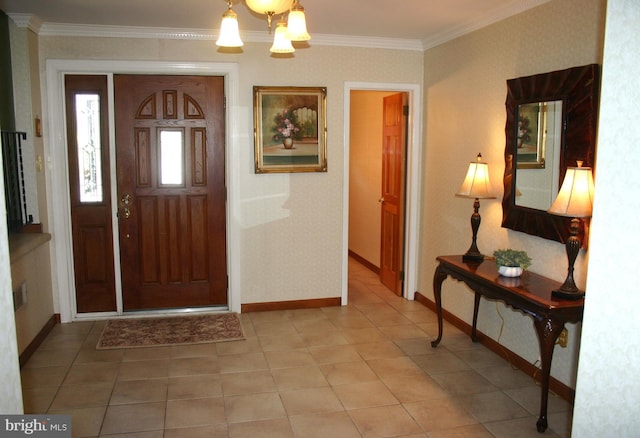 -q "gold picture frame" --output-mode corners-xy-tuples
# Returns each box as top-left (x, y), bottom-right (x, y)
(253, 86), (327, 173)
